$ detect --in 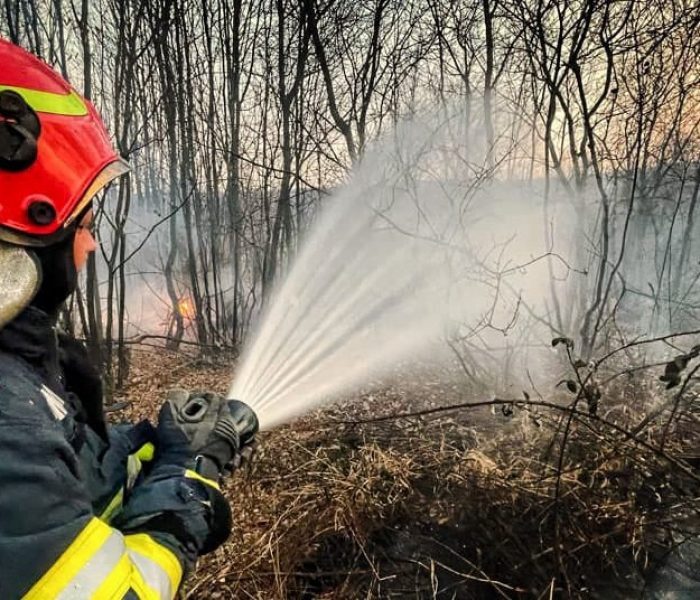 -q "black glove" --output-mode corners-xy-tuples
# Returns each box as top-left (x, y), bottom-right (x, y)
(157, 389), (259, 481)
